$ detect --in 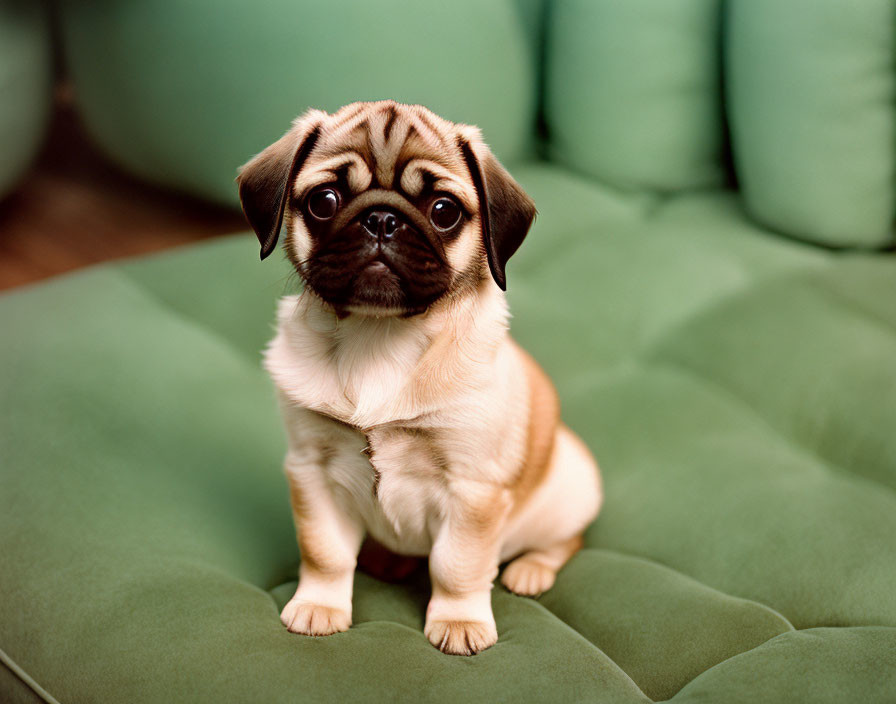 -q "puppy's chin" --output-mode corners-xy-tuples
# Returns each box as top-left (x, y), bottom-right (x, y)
(339, 261), (408, 316)
(303, 261), (449, 318)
